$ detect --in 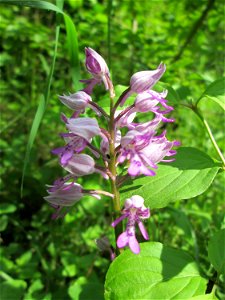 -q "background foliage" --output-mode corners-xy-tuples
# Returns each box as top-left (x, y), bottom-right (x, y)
(0, 0), (224, 299)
